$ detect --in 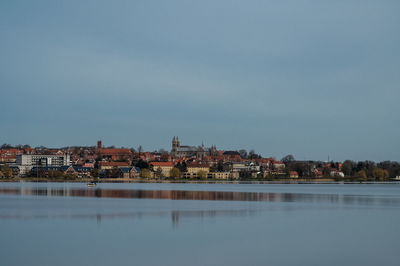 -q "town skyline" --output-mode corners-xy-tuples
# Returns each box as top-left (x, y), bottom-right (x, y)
(0, 136), (398, 163)
(2, 137), (399, 181)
